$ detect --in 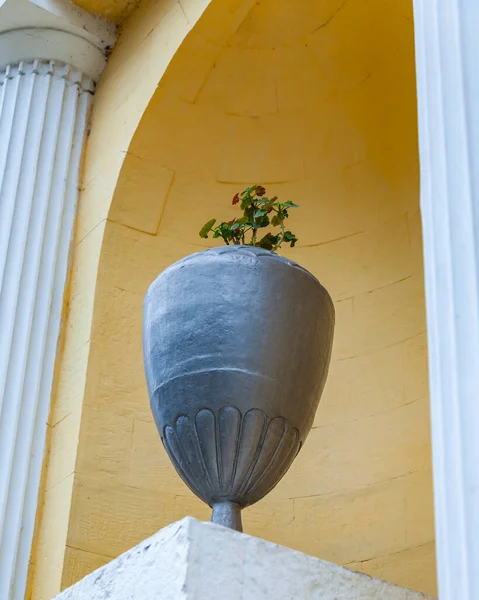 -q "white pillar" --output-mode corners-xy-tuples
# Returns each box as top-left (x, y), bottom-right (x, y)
(413, 2), (479, 599)
(0, 2), (114, 599)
